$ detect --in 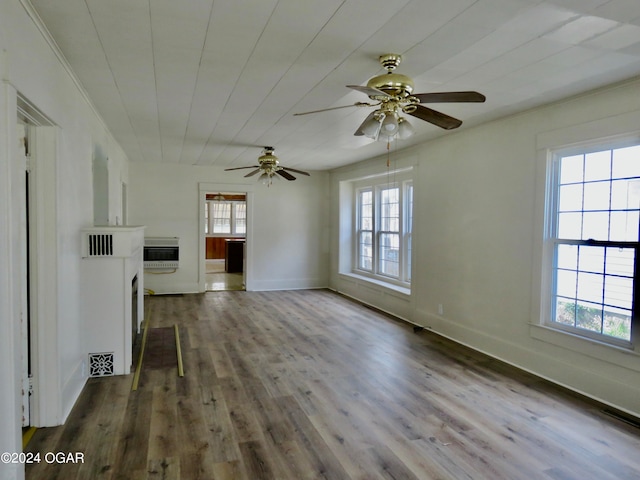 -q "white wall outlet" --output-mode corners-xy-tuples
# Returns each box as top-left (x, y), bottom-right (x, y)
(438, 304), (444, 315)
